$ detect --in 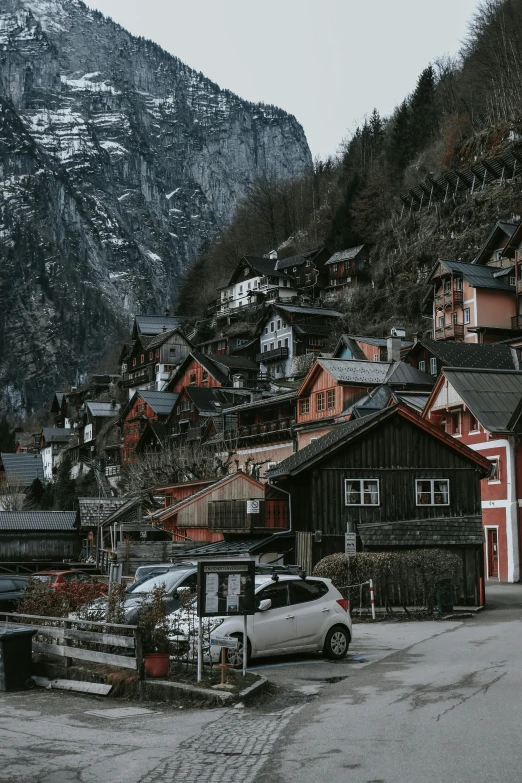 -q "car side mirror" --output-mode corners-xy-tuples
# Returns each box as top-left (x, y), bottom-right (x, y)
(258, 598), (272, 612)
